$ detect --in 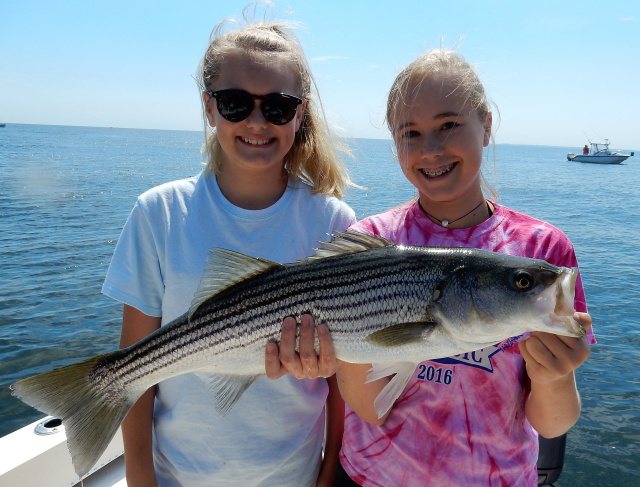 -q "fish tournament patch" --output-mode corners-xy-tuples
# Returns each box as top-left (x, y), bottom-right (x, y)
(430, 335), (522, 373)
